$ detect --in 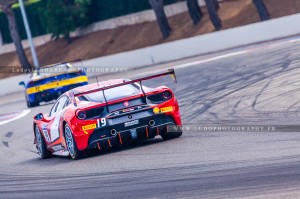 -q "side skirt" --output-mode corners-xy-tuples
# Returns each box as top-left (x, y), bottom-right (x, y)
(52, 150), (70, 157)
